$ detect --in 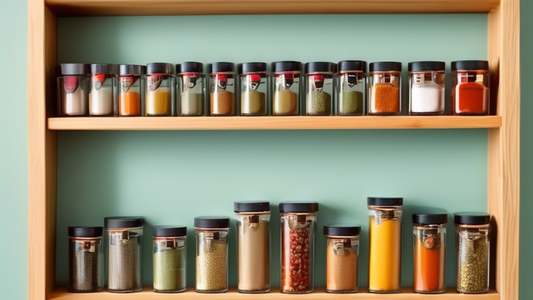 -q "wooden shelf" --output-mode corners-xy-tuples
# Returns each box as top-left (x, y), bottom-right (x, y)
(45, 0), (500, 16)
